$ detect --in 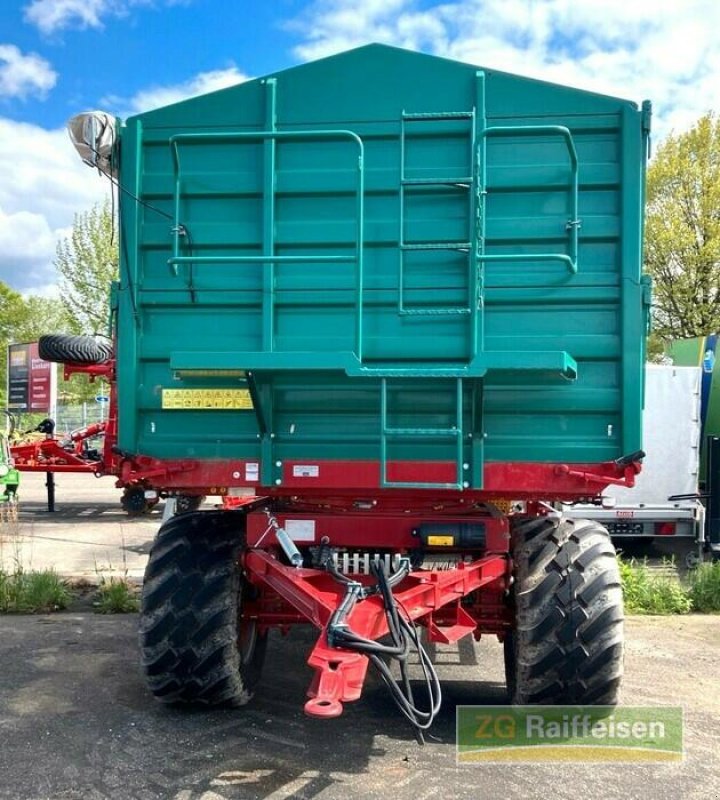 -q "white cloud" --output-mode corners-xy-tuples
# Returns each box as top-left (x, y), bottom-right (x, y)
(0, 44), (57, 100)
(103, 66), (249, 117)
(289, 0), (720, 140)
(0, 63), (245, 294)
(23, 0), (188, 35)
(289, 0), (434, 61)
(0, 206), (60, 291)
(24, 0), (125, 34)
(0, 117), (108, 292)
